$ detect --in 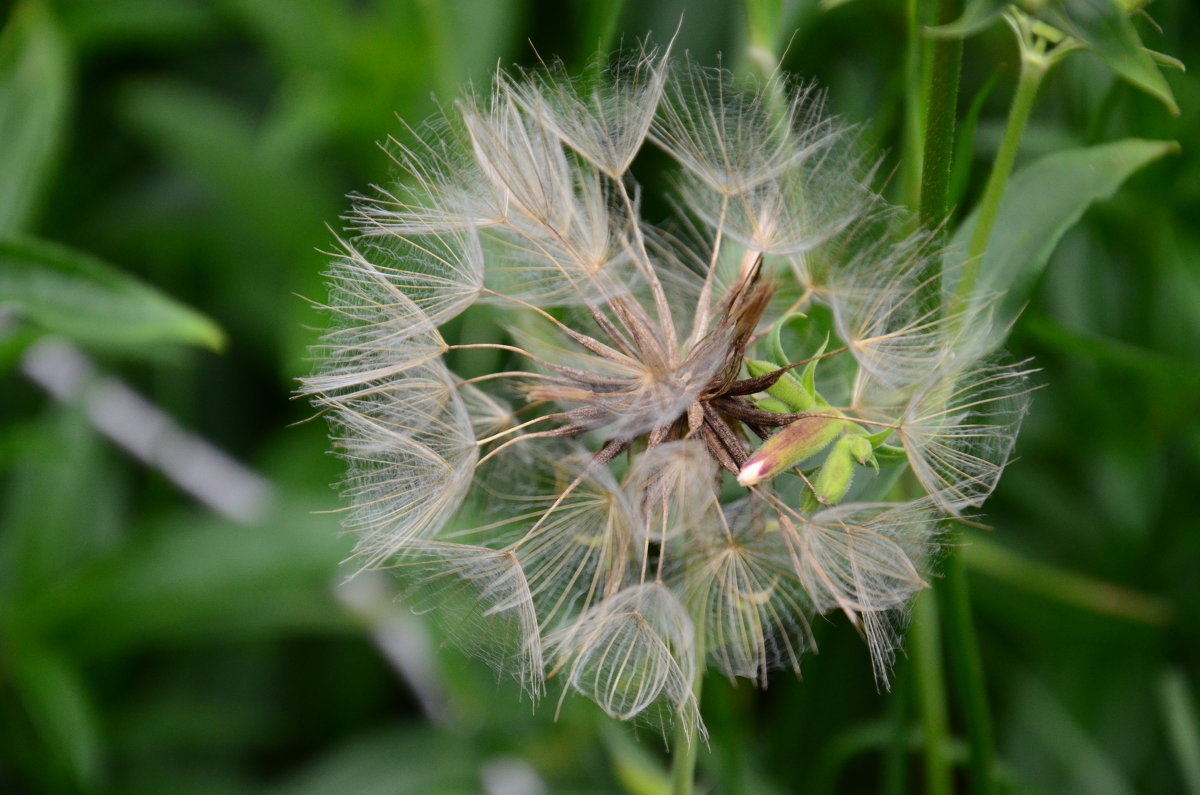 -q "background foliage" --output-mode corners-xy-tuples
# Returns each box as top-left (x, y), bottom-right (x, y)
(1, 0), (1197, 792)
